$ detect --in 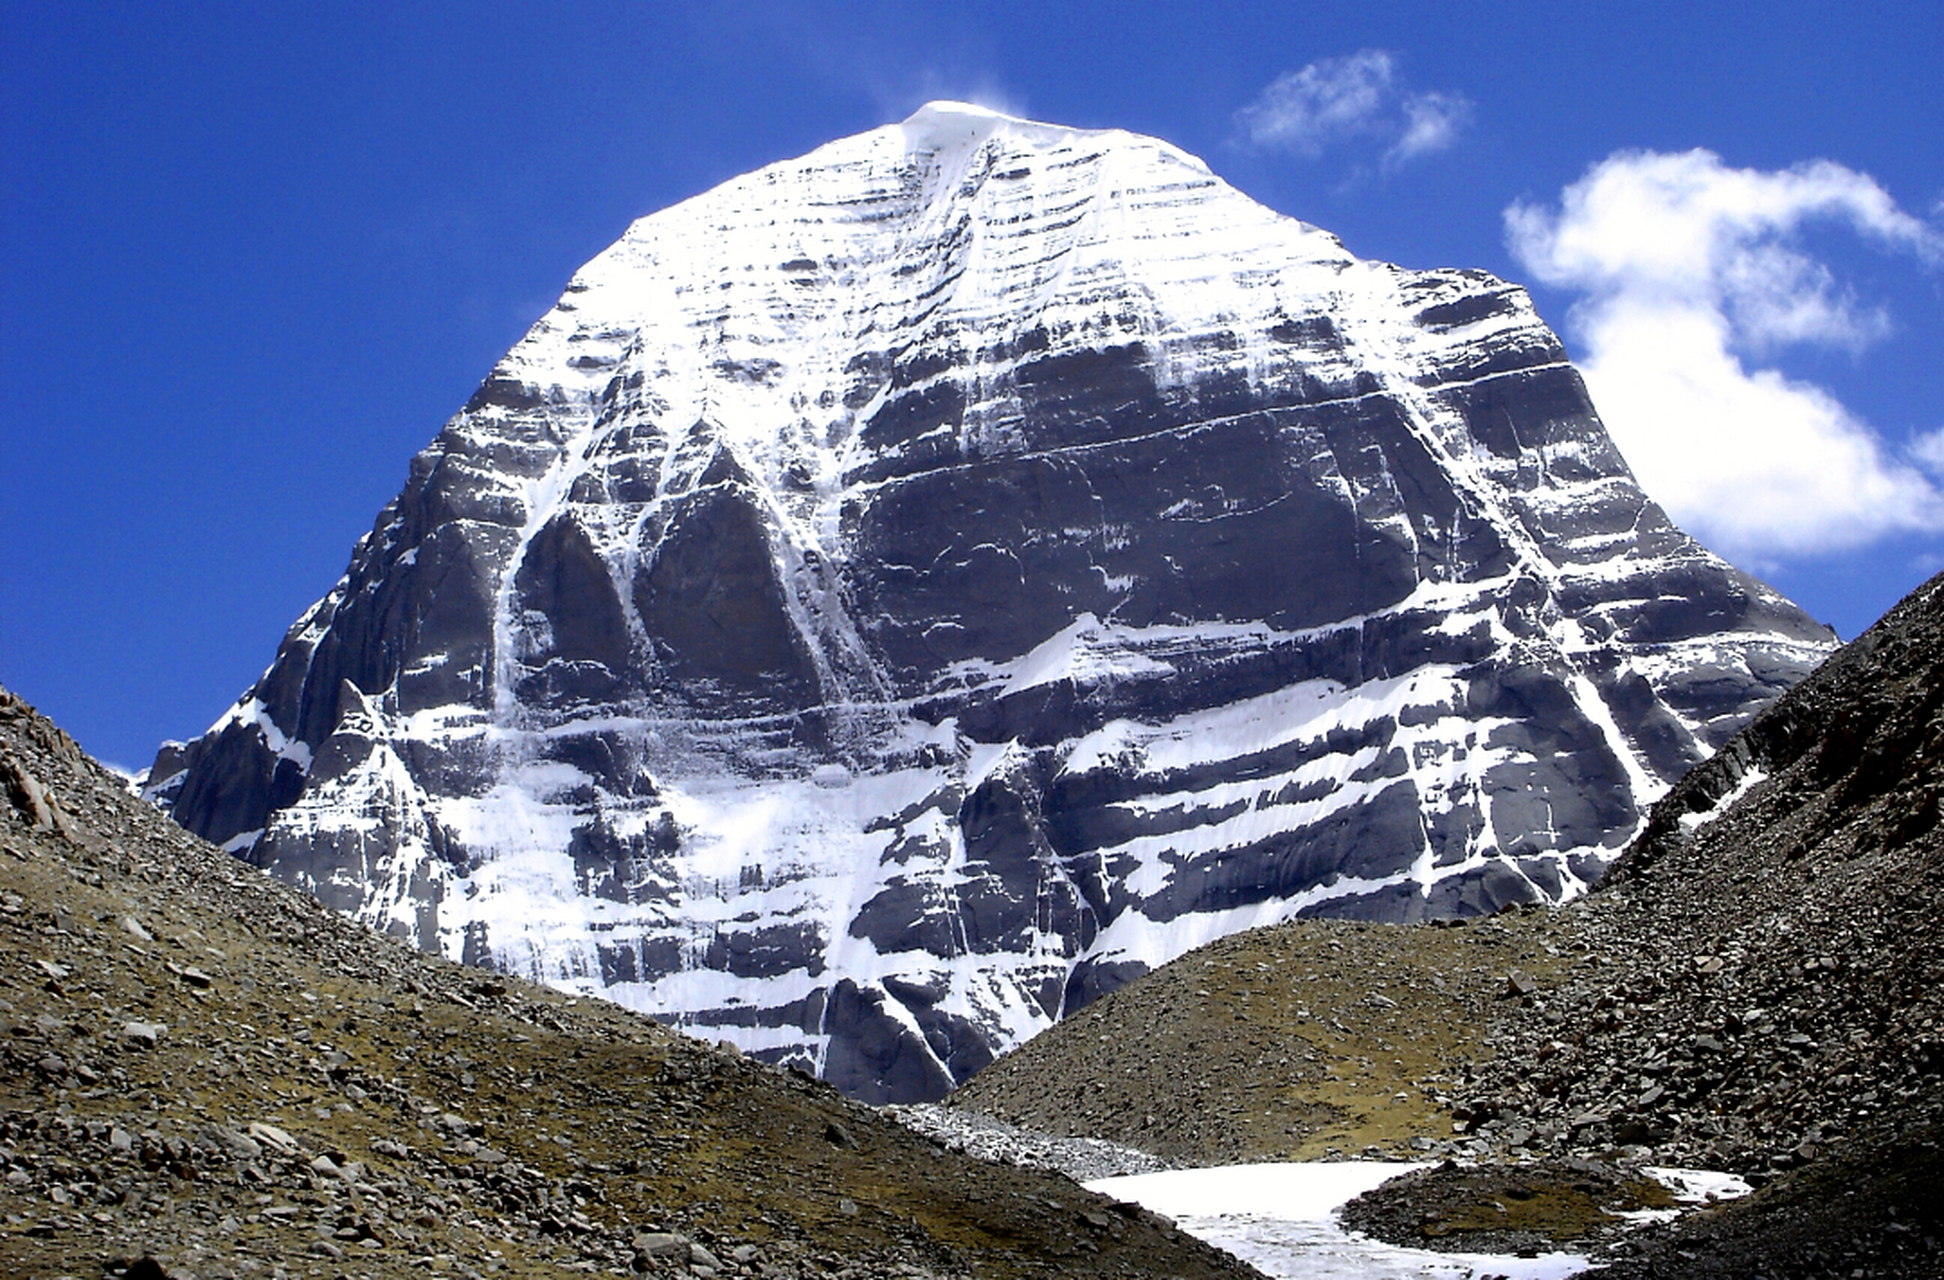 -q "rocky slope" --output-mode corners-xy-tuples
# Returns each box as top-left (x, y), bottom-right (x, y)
(952, 570), (1944, 1274)
(1442, 566), (1944, 1176)
(1446, 567), (1944, 1275)
(0, 683), (1258, 1280)
(148, 101), (1832, 1102)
